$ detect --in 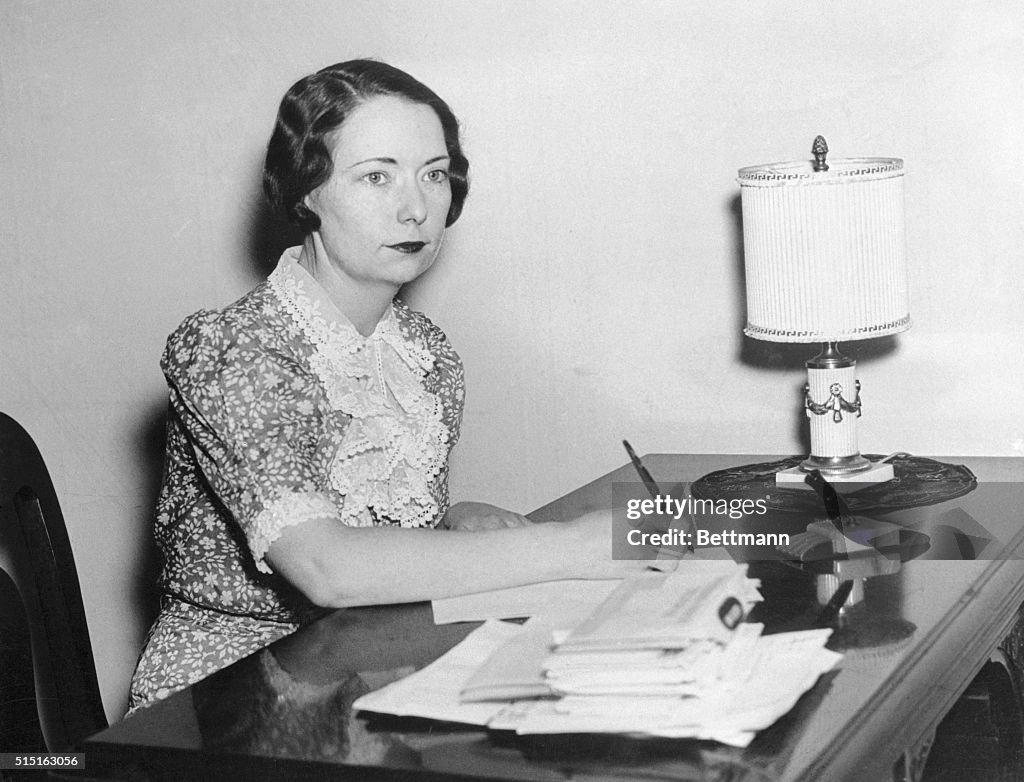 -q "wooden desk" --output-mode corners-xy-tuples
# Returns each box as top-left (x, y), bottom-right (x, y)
(83, 454), (1024, 781)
